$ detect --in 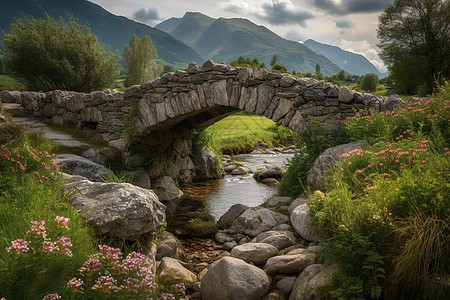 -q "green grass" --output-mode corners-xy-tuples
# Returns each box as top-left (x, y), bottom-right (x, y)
(205, 112), (299, 153)
(0, 75), (26, 91)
